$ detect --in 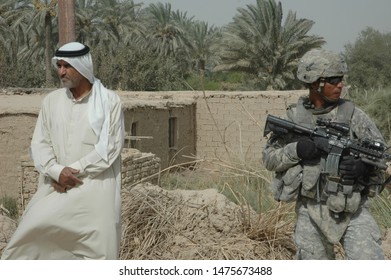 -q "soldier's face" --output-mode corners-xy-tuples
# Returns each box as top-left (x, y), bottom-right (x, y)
(322, 76), (344, 102)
